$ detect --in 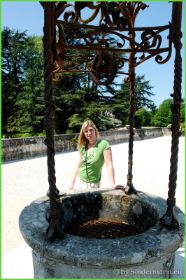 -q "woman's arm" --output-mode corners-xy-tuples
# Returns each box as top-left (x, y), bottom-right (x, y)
(103, 148), (116, 189)
(69, 152), (82, 190)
